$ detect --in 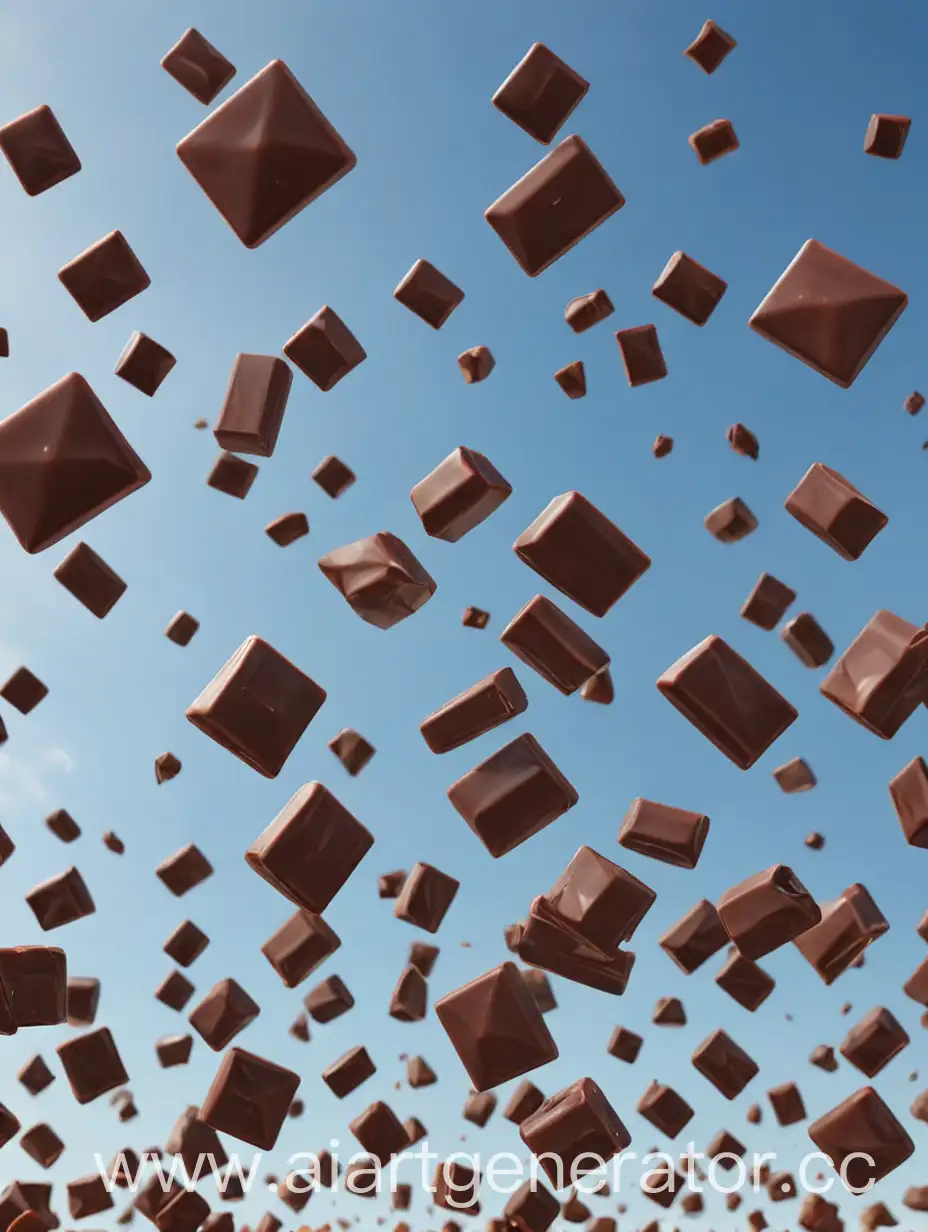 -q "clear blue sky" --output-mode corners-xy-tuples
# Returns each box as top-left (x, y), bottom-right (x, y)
(0, 0), (925, 1225)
